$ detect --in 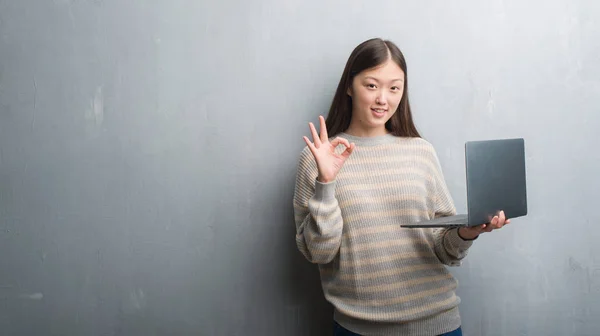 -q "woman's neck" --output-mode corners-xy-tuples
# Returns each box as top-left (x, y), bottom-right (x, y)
(344, 125), (389, 138)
